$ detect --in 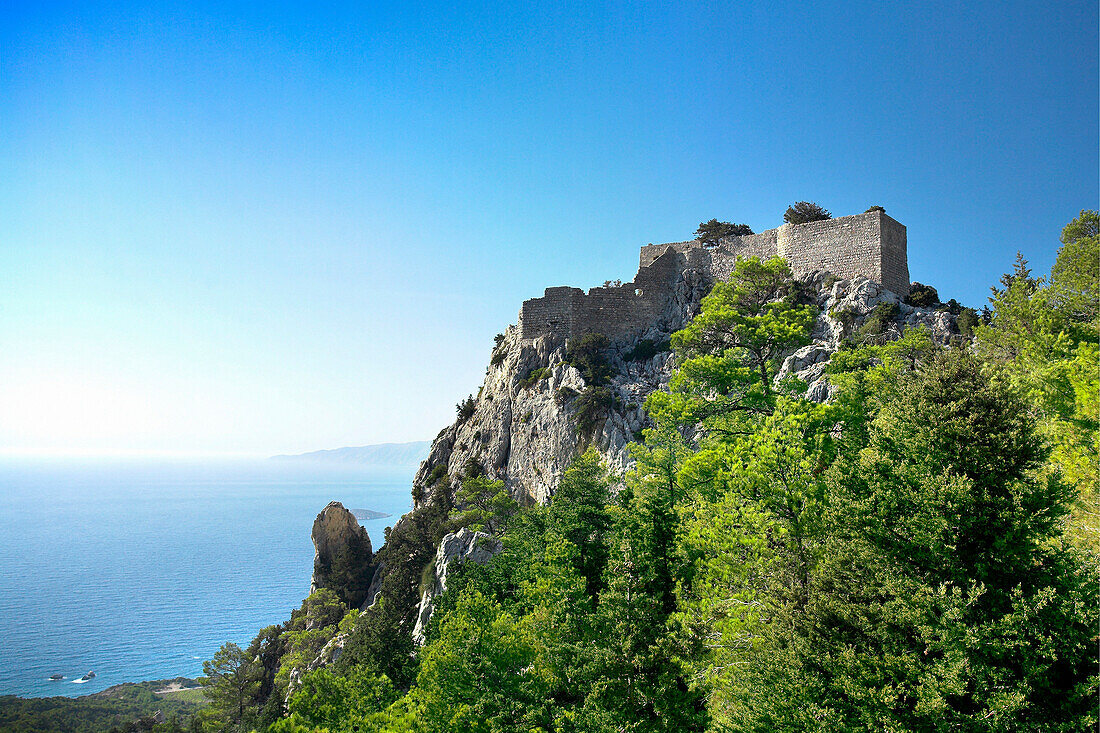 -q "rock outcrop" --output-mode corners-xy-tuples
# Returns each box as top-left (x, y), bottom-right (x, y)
(412, 527), (503, 645)
(310, 501), (375, 609)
